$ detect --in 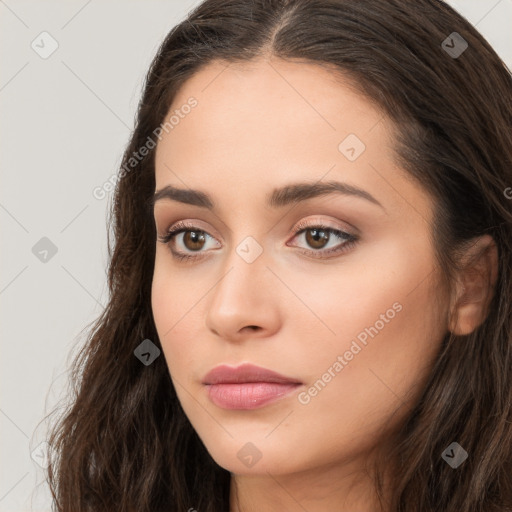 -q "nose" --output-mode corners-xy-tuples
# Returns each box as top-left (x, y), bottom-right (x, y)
(205, 245), (281, 341)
